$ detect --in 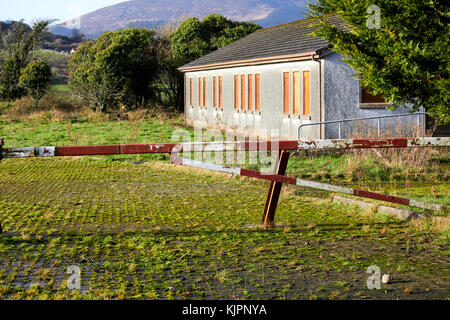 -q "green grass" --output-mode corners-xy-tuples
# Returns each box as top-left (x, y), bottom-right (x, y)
(51, 84), (70, 92)
(0, 116), (184, 147)
(0, 114), (448, 206)
(0, 114), (448, 299)
(286, 152), (448, 183)
(0, 158), (448, 300)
